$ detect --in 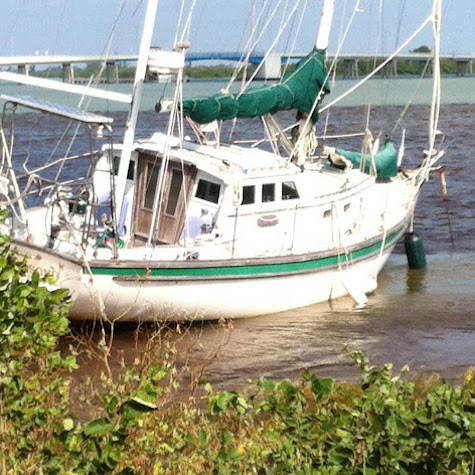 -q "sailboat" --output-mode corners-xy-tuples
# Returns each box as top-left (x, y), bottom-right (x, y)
(0, 0), (447, 321)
